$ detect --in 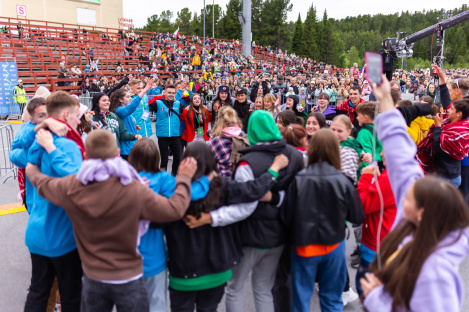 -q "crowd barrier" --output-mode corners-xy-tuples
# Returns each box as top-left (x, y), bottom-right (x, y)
(0, 124), (17, 182)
